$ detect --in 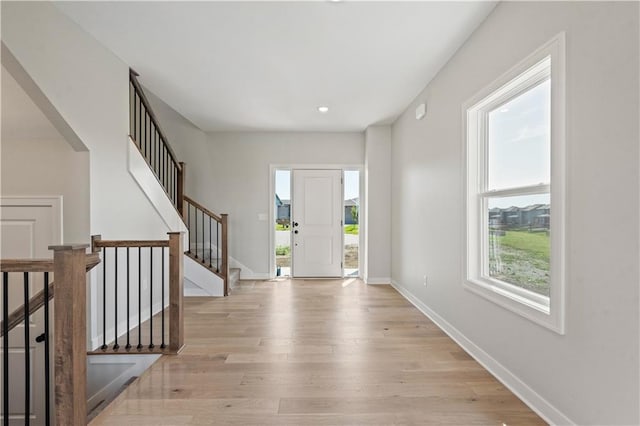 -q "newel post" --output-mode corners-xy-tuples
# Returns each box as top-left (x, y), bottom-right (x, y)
(49, 243), (89, 426)
(177, 162), (186, 218)
(168, 232), (184, 353)
(221, 214), (229, 296)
